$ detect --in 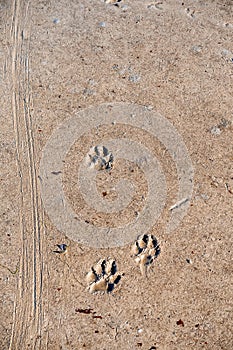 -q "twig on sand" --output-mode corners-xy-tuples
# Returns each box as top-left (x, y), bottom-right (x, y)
(0, 261), (19, 275)
(169, 198), (189, 211)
